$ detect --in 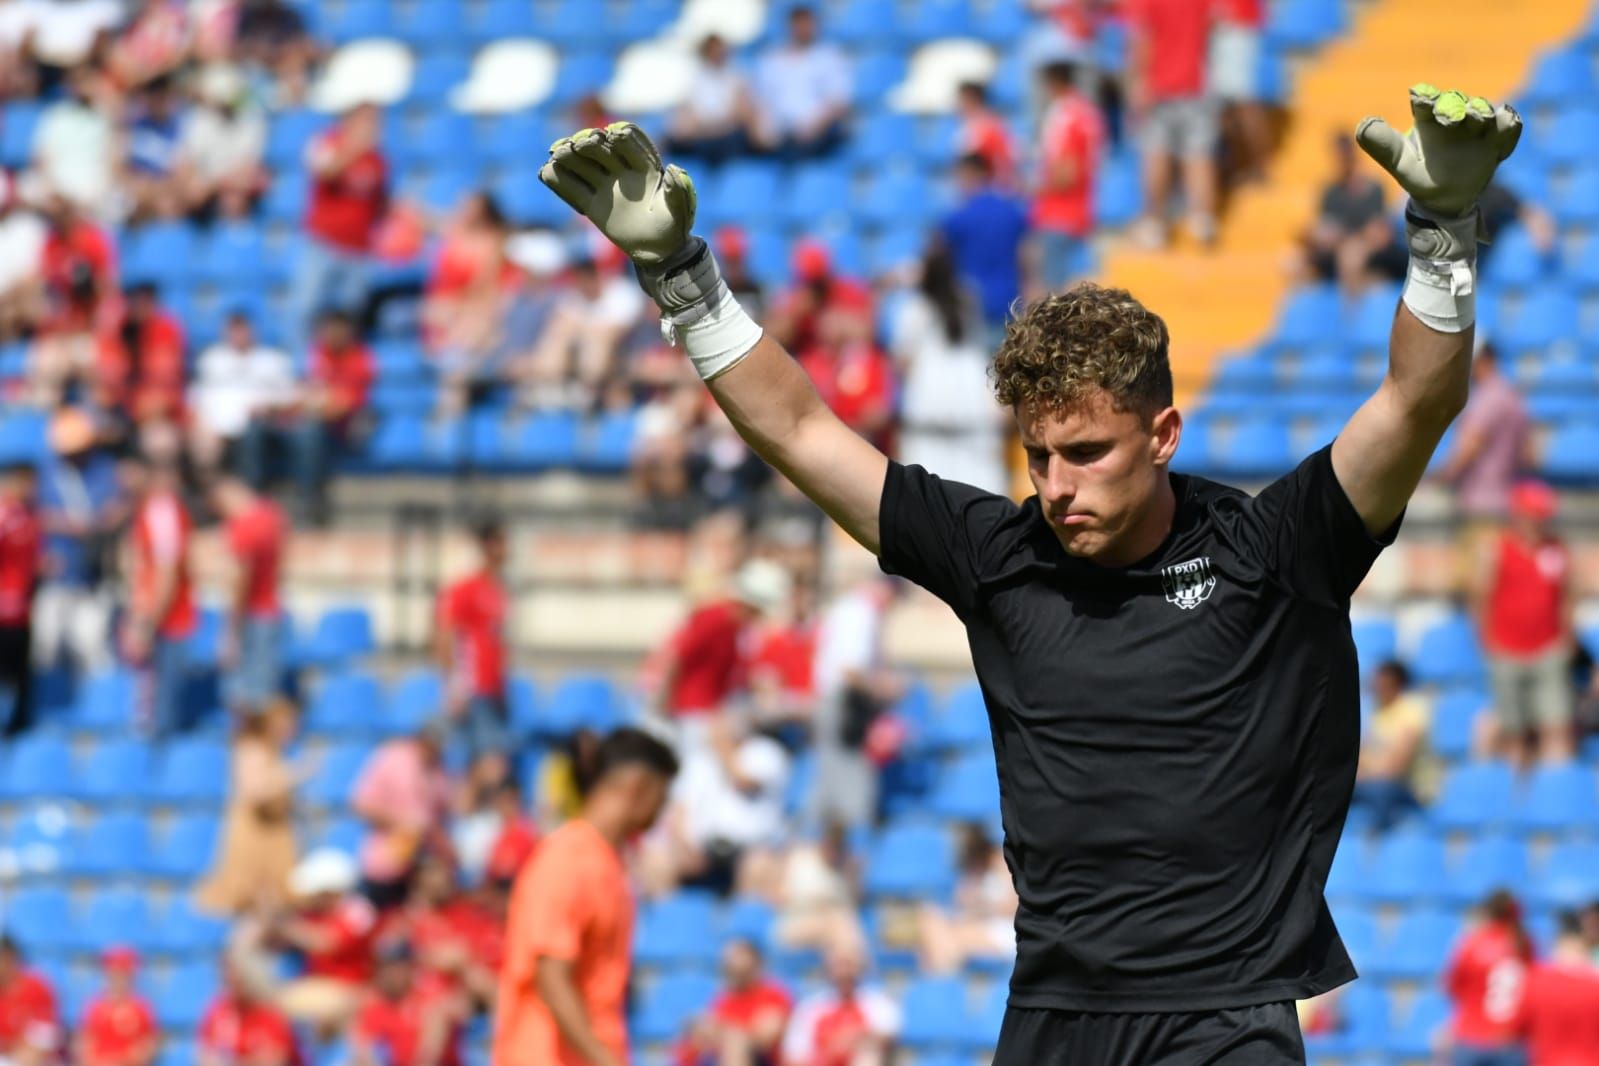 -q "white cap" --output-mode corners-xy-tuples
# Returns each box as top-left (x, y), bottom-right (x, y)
(506, 231), (569, 277)
(197, 64), (246, 107)
(732, 559), (792, 614)
(289, 848), (359, 898)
